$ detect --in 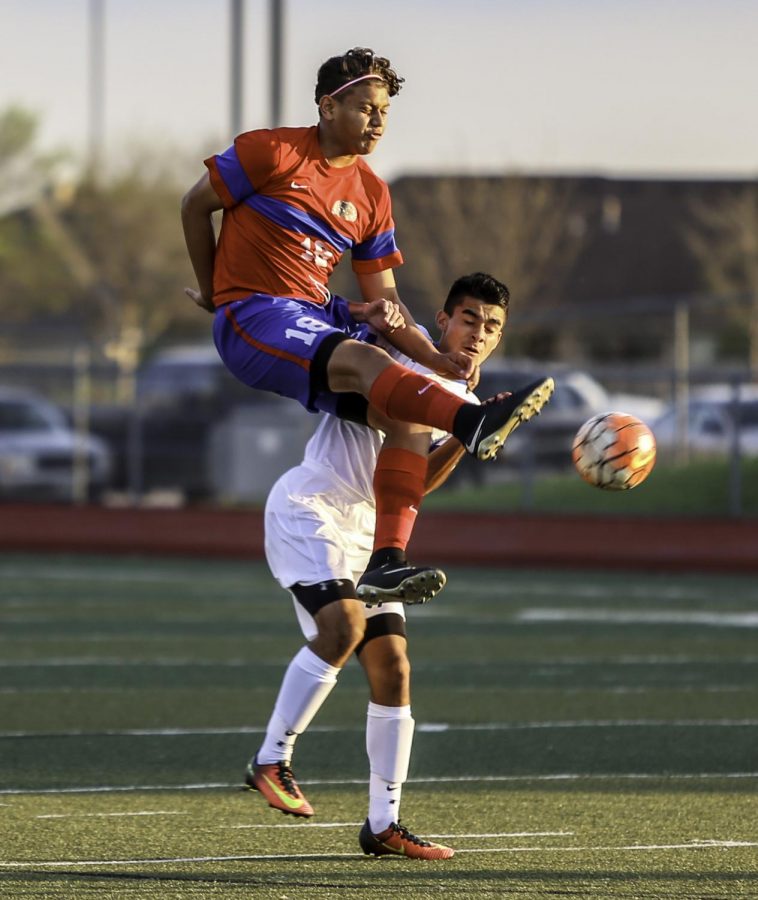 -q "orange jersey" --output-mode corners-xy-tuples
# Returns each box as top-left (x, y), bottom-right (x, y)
(205, 126), (403, 306)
